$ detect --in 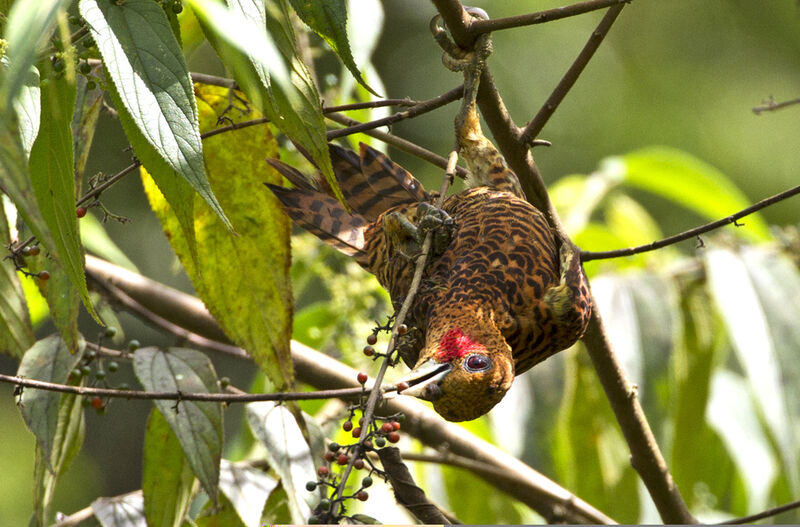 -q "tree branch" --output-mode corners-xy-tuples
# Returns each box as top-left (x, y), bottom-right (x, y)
(753, 96), (800, 115)
(581, 182), (800, 261)
(718, 498), (800, 524)
(429, 1), (696, 523)
(469, 0), (630, 34)
(84, 256), (616, 524)
(519, 4), (626, 145)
